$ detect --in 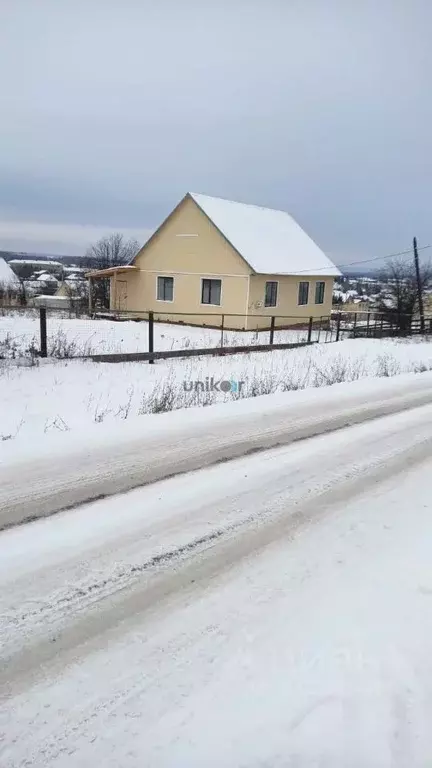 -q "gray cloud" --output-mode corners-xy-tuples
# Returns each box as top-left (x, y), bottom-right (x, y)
(1, 0), (431, 262)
